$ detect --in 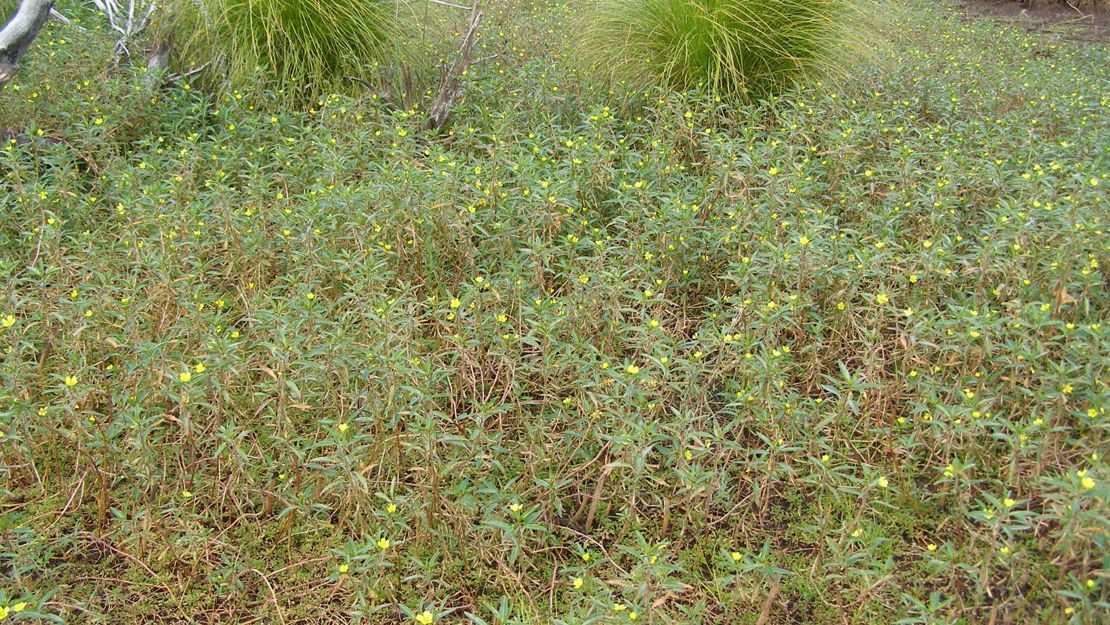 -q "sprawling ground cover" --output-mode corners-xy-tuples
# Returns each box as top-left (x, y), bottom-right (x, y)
(1, 1), (1107, 623)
